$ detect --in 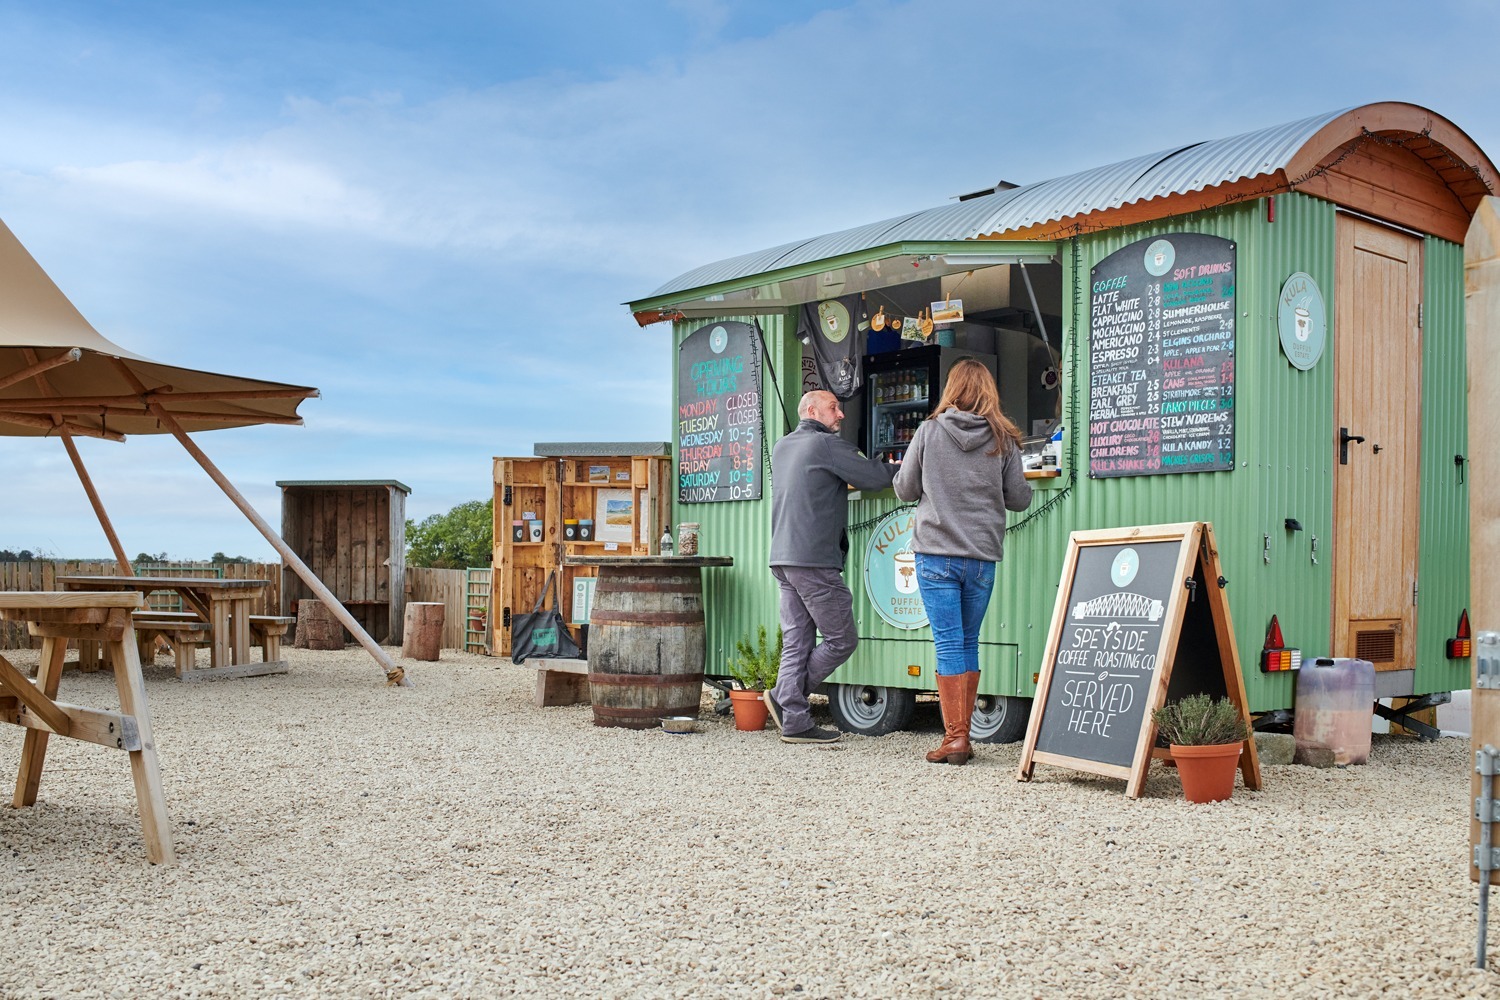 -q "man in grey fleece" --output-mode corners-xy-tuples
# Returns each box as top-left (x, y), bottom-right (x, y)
(764, 389), (896, 744)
